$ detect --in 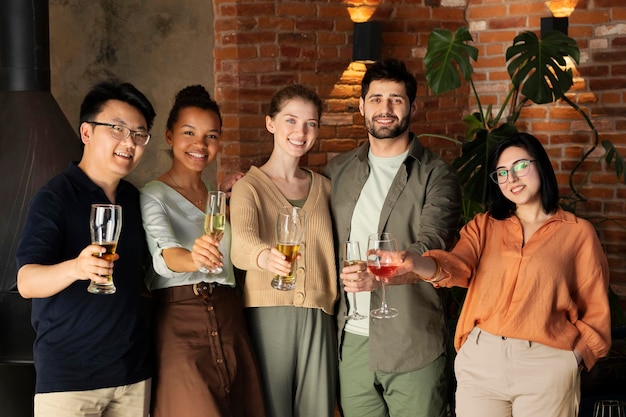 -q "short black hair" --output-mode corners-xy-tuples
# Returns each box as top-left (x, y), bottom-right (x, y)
(361, 59), (417, 104)
(166, 85), (222, 131)
(486, 132), (559, 219)
(79, 80), (156, 132)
